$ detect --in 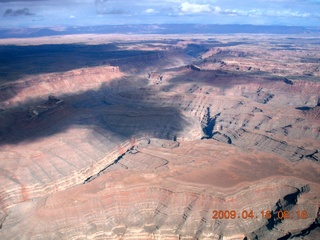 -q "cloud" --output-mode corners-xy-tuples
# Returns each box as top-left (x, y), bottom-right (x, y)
(95, 0), (108, 14)
(180, 2), (212, 13)
(212, 6), (221, 13)
(95, 0), (128, 15)
(221, 8), (314, 18)
(3, 8), (34, 16)
(145, 8), (155, 14)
